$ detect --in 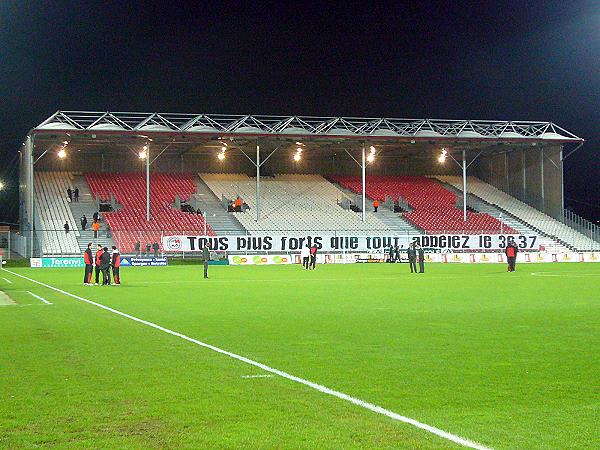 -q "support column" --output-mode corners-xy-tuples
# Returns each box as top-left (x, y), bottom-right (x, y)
(361, 142), (366, 222)
(462, 149), (467, 222)
(27, 135), (34, 257)
(560, 146), (564, 214)
(256, 141), (260, 222)
(146, 147), (150, 222)
(540, 148), (545, 212)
